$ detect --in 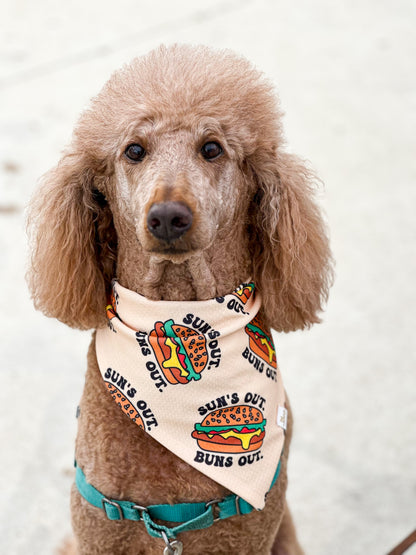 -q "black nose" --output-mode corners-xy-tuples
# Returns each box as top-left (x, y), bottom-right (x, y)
(147, 201), (193, 242)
